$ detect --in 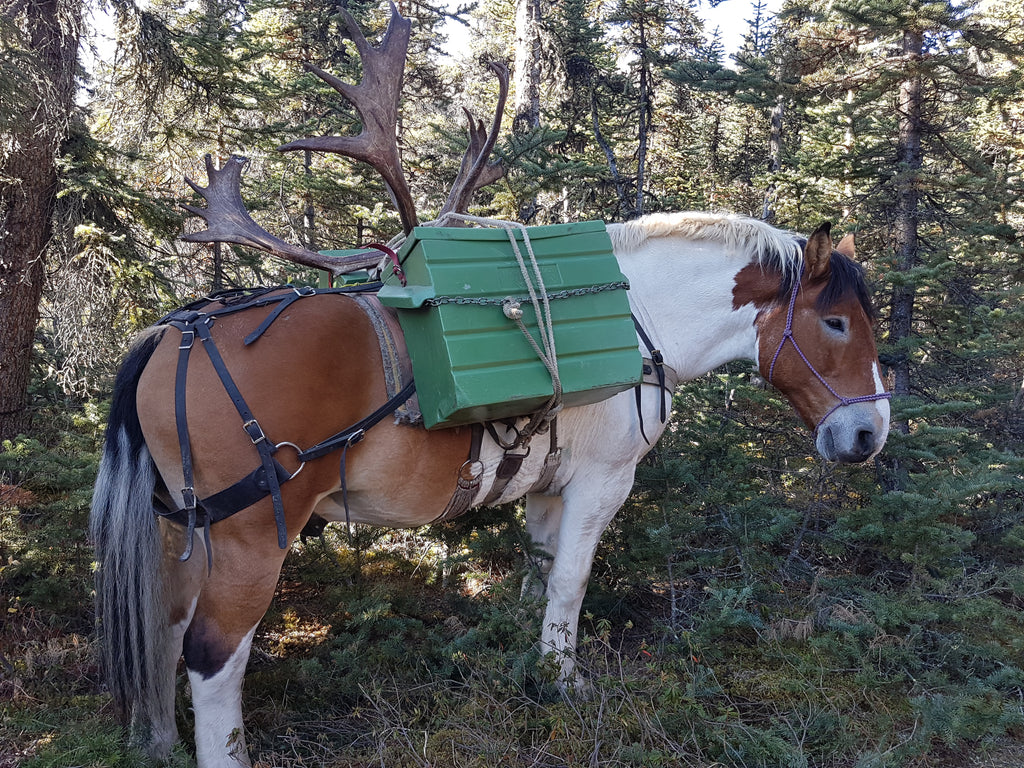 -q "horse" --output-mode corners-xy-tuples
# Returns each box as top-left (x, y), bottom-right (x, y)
(90, 211), (891, 767)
